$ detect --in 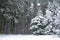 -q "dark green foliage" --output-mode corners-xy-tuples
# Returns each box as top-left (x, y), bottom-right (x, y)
(0, 0), (60, 34)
